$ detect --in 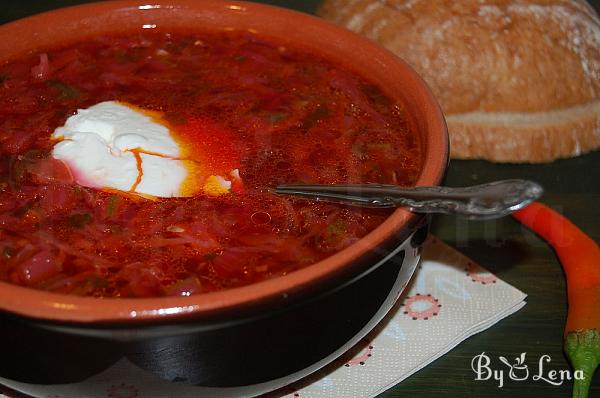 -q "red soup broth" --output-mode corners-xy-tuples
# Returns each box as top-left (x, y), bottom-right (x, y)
(0, 32), (422, 298)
